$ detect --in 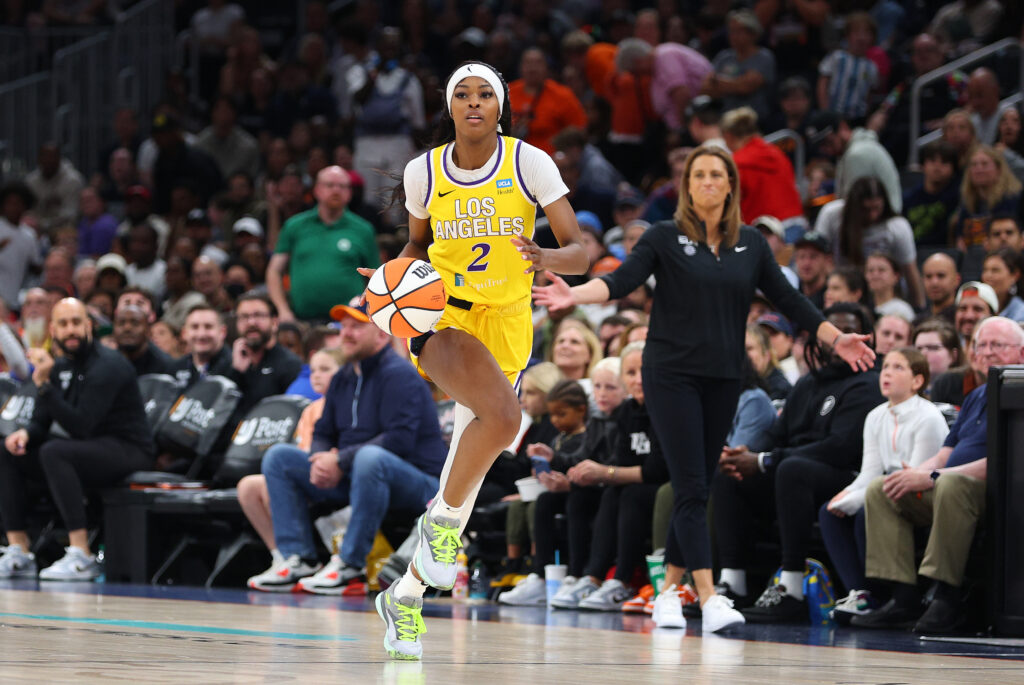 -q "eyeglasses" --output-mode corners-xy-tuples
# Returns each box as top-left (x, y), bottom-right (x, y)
(237, 312), (271, 321)
(916, 344), (945, 353)
(974, 340), (1015, 352)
